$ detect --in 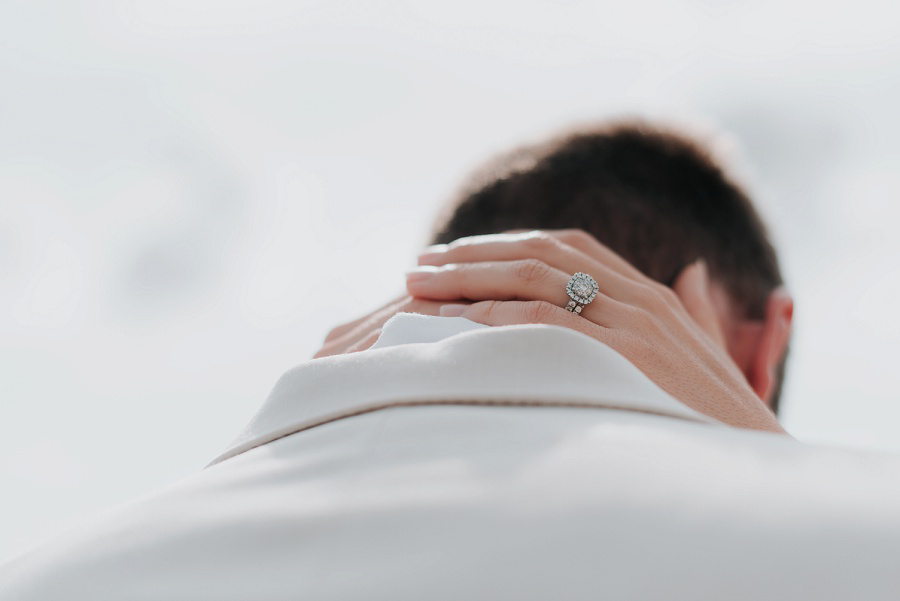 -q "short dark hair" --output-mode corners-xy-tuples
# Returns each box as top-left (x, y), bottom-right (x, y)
(429, 121), (788, 413)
